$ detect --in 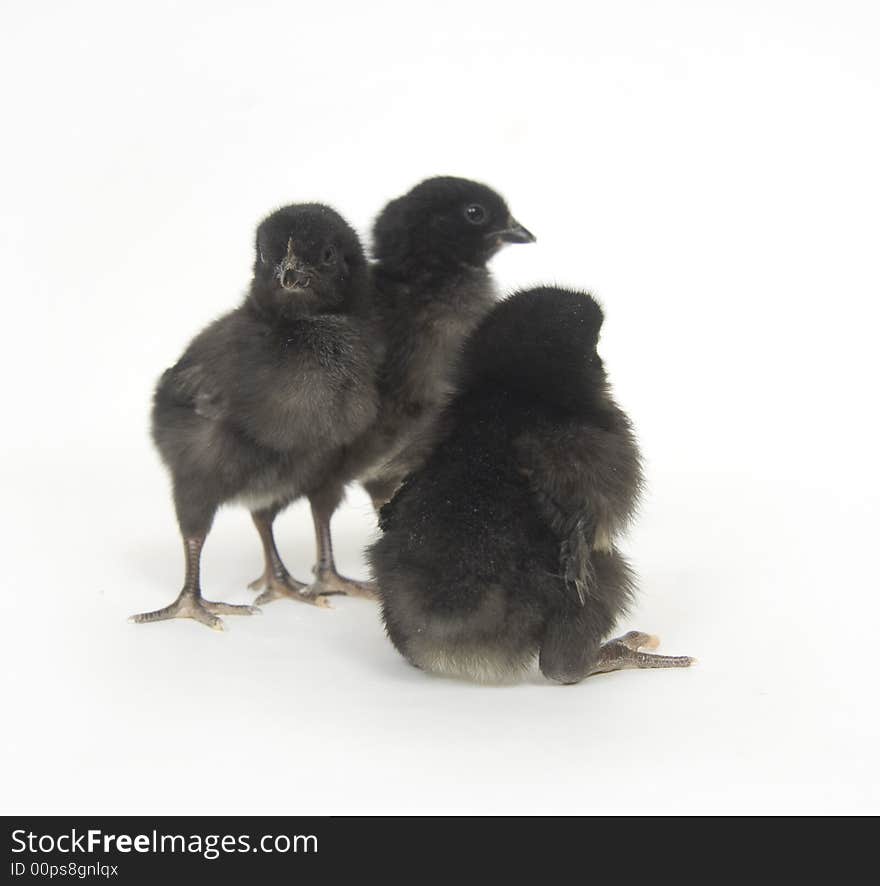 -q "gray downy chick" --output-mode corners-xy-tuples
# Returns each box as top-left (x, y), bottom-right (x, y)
(131, 204), (381, 629)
